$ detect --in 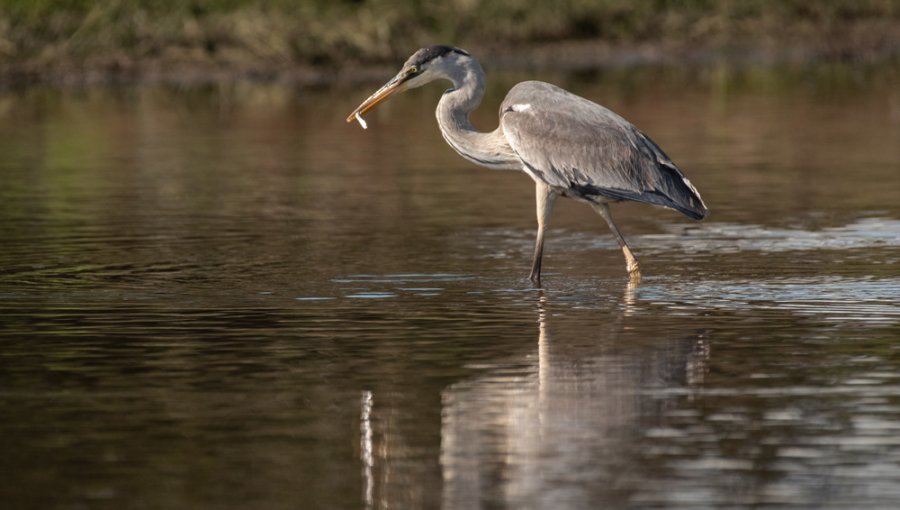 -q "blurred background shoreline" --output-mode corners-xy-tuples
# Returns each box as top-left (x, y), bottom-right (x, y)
(1, 0), (898, 87)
